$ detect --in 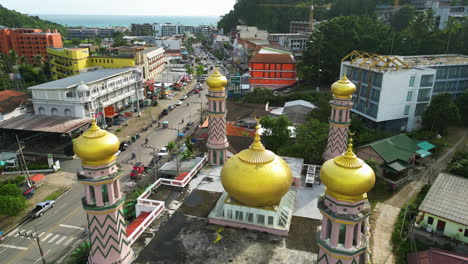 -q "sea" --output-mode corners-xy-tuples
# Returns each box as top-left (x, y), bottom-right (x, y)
(35, 14), (220, 28)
